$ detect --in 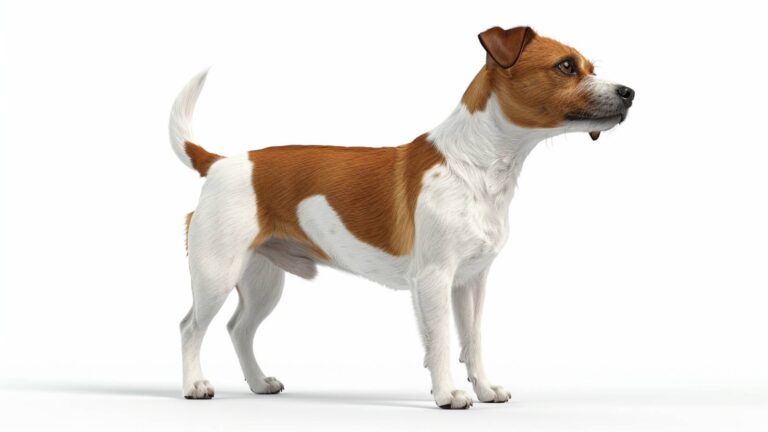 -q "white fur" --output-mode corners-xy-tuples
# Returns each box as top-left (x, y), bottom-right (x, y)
(227, 252), (285, 395)
(572, 75), (627, 132)
(171, 72), (624, 406)
(180, 153), (262, 398)
(297, 195), (410, 289)
(169, 69), (209, 169)
(409, 96), (547, 406)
